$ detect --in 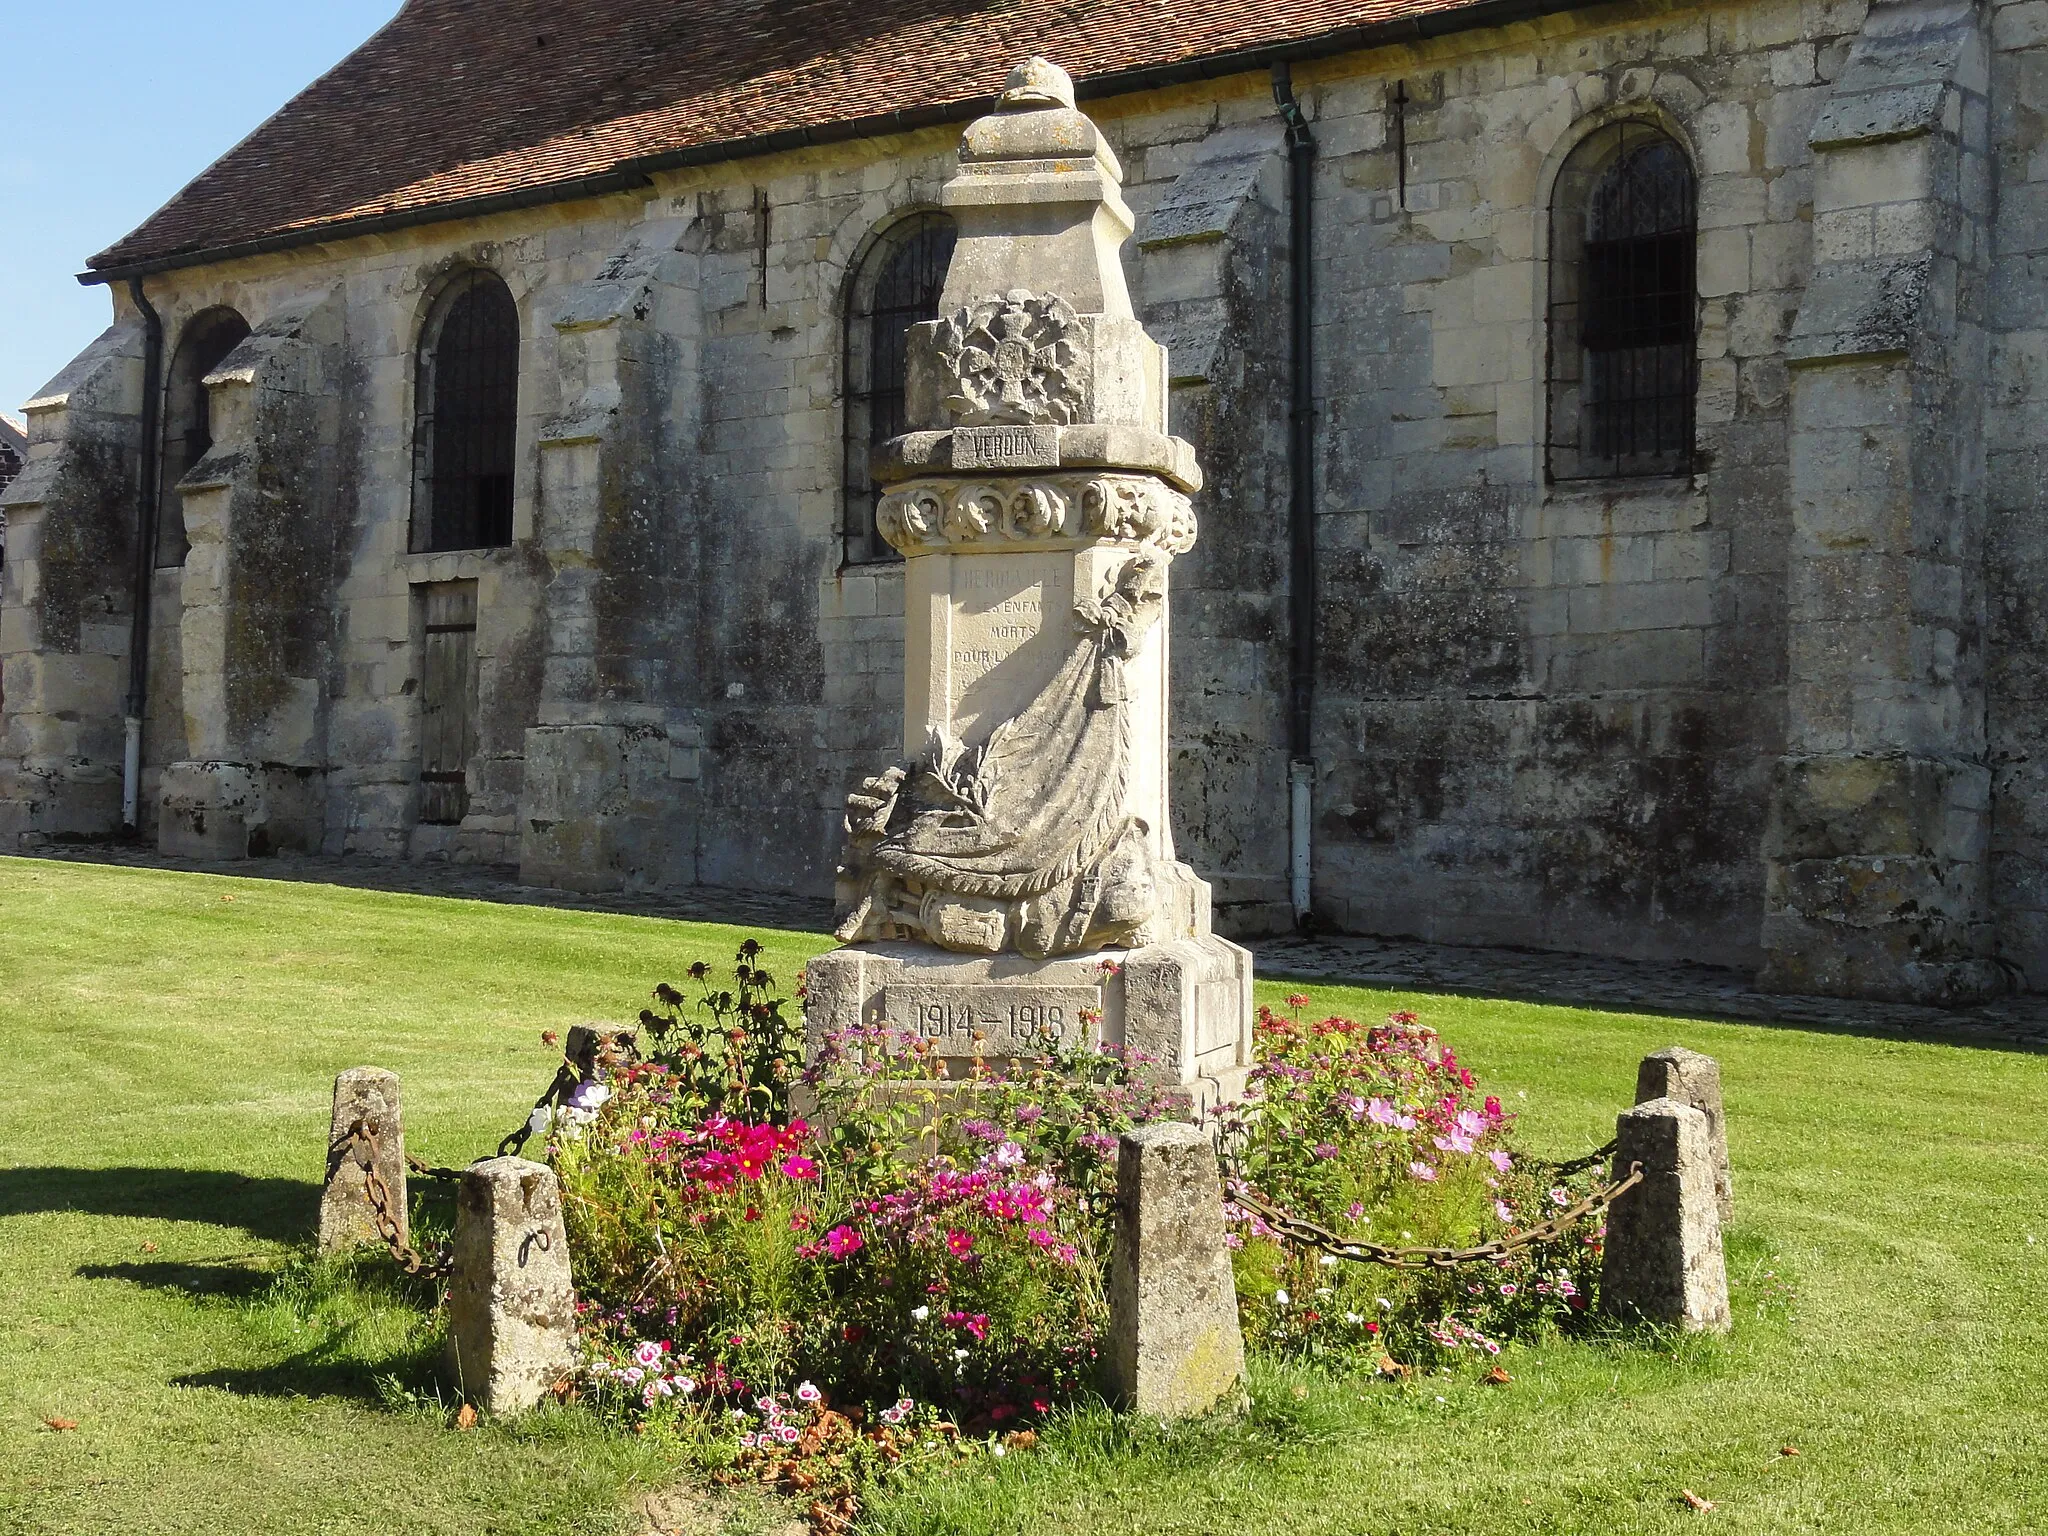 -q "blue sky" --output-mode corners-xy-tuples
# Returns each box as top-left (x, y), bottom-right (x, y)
(1, 3), (401, 418)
